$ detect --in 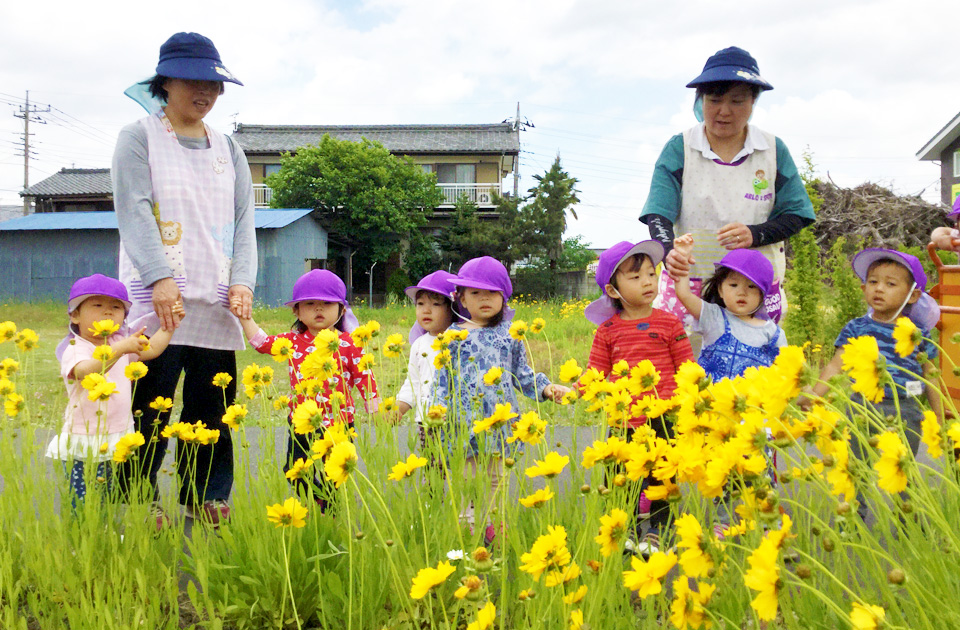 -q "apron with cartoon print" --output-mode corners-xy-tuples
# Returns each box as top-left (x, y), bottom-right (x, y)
(655, 127), (786, 335)
(118, 111), (243, 350)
